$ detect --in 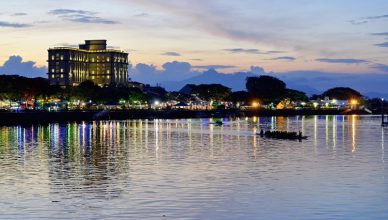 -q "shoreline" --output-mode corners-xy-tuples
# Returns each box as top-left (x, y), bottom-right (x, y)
(0, 109), (371, 126)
